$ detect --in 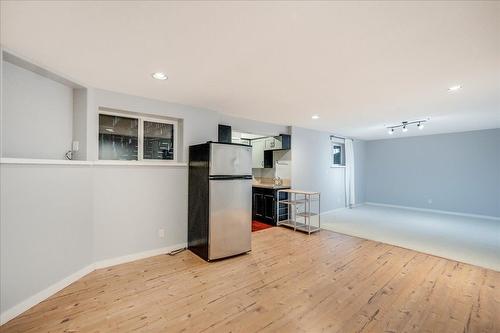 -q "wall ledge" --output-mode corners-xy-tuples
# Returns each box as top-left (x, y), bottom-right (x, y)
(0, 158), (93, 166)
(0, 158), (187, 167)
(92, 160), (187, 167)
